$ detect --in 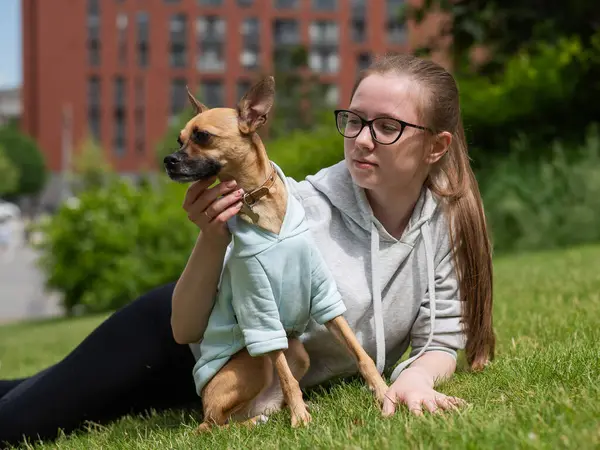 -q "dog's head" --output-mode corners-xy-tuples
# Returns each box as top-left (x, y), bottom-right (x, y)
(163, 76), (275, 183)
